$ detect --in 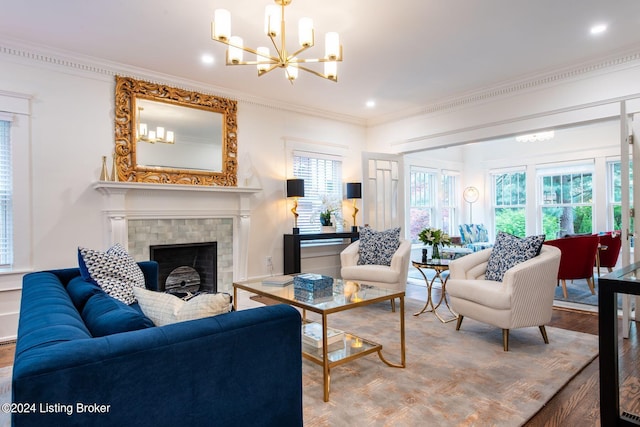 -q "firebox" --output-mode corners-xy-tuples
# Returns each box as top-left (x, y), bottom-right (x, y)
(150, 242), (217, 294)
